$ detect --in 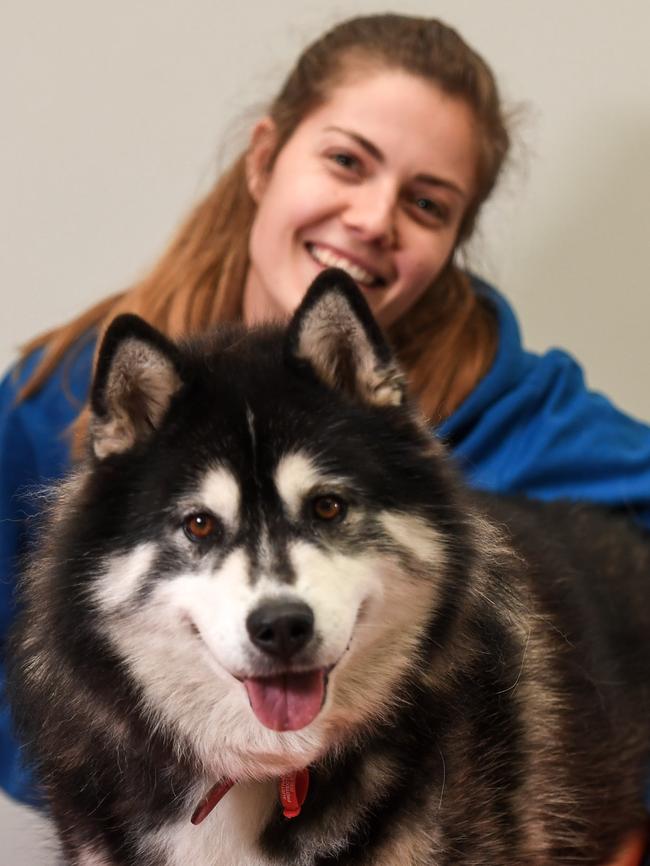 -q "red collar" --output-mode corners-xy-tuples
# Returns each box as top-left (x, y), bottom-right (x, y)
(191, 768), (310, 825)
